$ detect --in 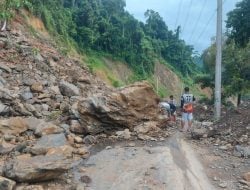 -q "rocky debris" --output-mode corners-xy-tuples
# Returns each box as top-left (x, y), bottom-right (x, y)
(30, 82), (43, 93)
(0, 139), (16, 154)
(59, 80), (80, 97)
(46, 145), (74, 158)
(116, 129), (131, 140)
(3, 154), (72, 182)
(73, 147), (90, 158)
(0, 62), (12, 73)
(80, 175), (92, 184)
(70, 120), (85, 134)
(218, 182), (227, 188)
(31, 134), (67, 155)
(74, 136), (83, 144)
(234, 145), (250, 158)
(78, 81), (160, 134)
(83, 135), (97, 145)
(0, 117), (28, 135)
(16, 185), (44, 190)
(243, 172), (250, 182)
(134, 121), (160, 135)
(137, 134), (157, 141)
(34, 122), (63, 137)
(0, 176), (16, 190)
(191, 121), (217, 140)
